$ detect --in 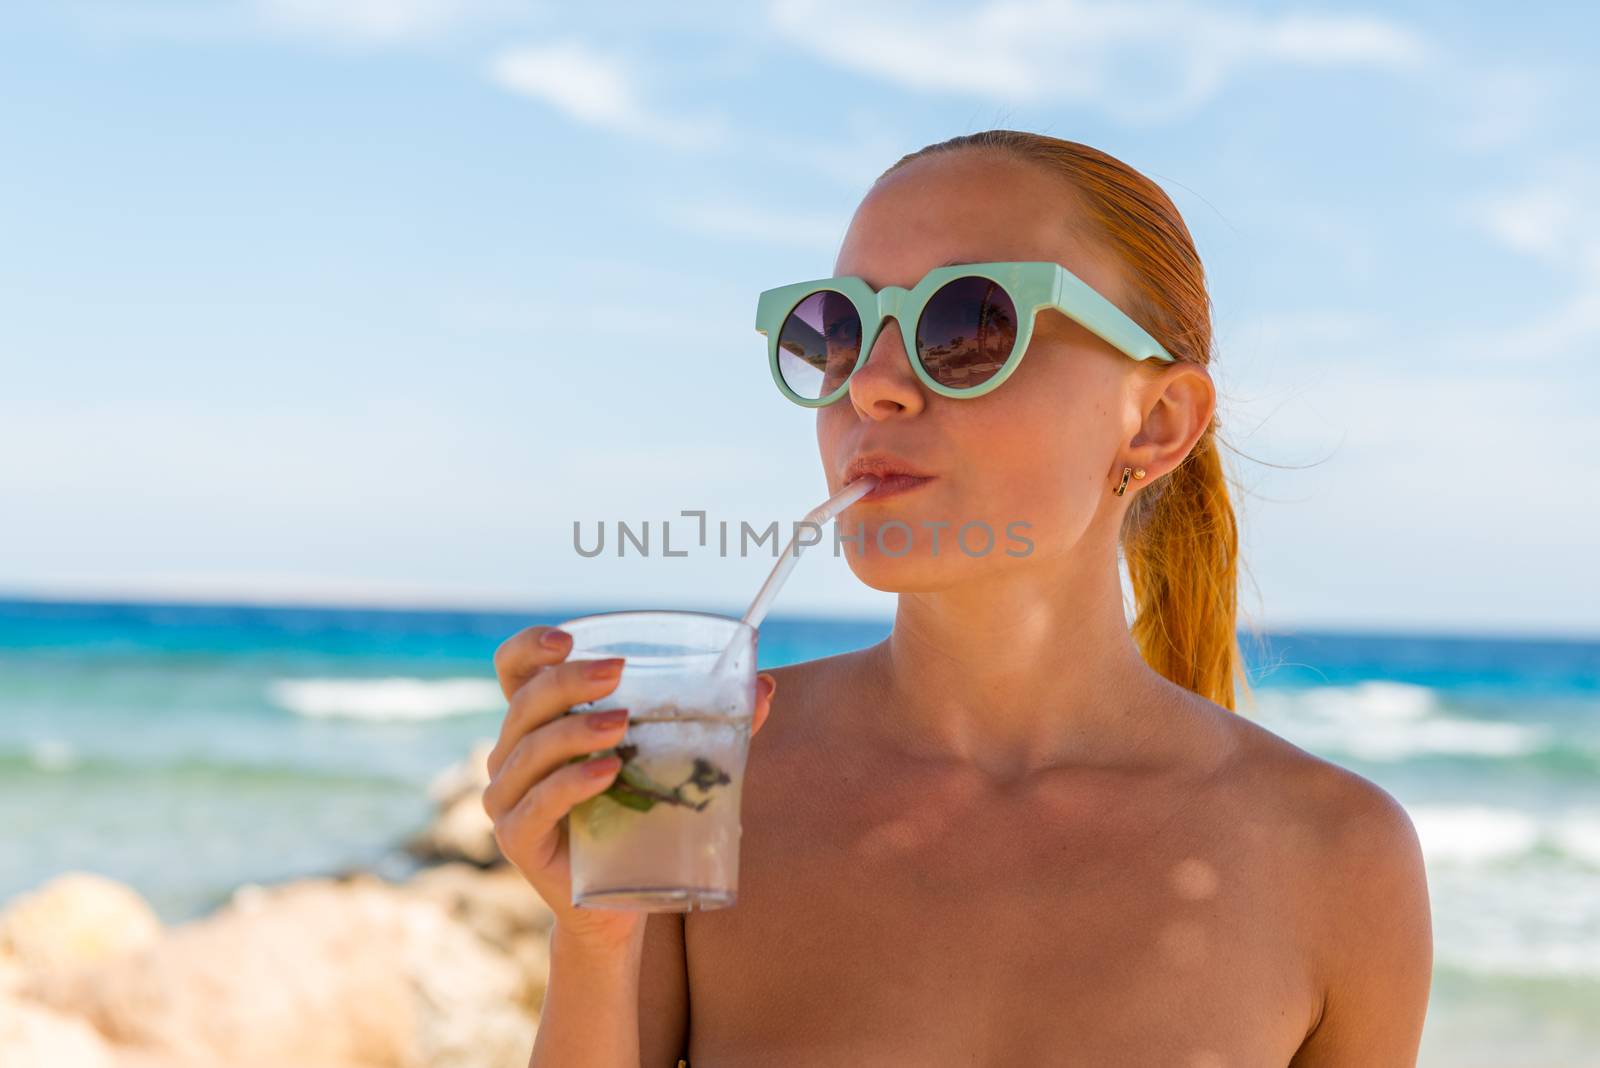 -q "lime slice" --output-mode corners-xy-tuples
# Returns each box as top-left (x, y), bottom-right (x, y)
(576, 791), (633, 842)
(616, 759), (673, 798)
